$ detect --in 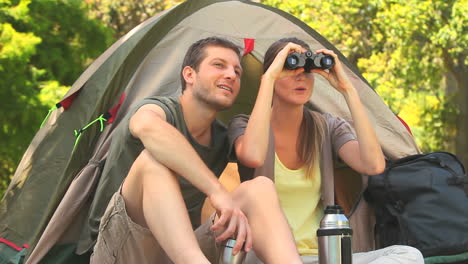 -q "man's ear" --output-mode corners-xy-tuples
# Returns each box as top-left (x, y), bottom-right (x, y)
(182, 66), (195, 86)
